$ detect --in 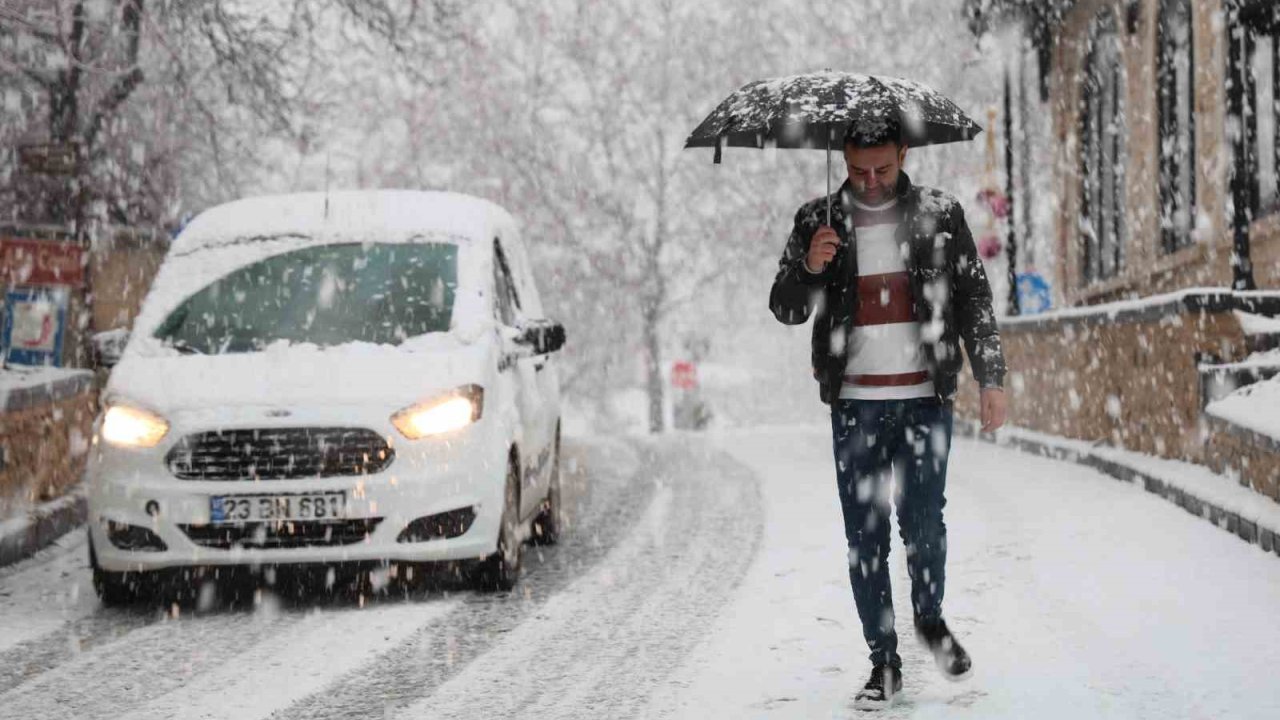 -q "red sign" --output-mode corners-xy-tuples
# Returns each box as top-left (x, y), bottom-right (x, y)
(671, 360), (698, 390)
(1, 238), (85, 286)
